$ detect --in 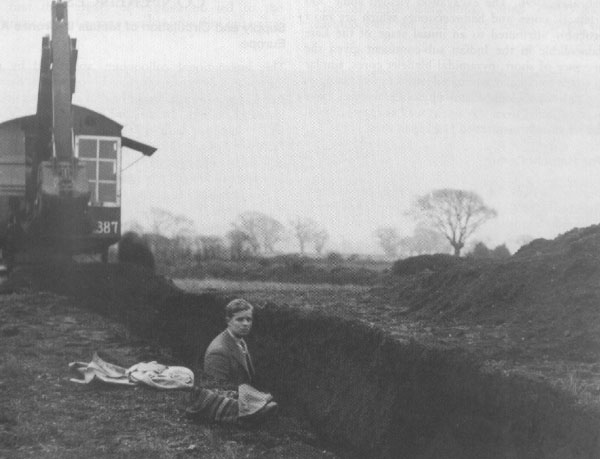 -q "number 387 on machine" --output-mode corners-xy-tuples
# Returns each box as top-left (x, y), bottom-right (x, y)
(95, 221), (119, 234)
